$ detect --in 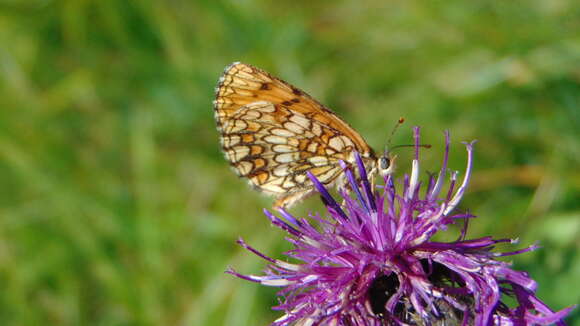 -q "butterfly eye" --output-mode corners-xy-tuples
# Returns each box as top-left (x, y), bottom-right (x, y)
(379, 156), (391, 170)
